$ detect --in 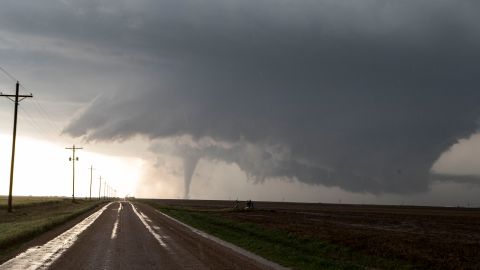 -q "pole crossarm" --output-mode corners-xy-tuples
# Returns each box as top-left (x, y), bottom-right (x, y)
(0, 93), (33, 103)
(66, 146), (84, 150)
(0, 93), (33, 98)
